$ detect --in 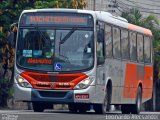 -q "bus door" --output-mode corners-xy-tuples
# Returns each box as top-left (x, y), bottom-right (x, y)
(95, 21), (106, 103)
